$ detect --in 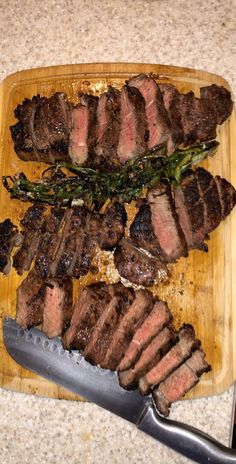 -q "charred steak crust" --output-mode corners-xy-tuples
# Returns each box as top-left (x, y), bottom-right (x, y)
(0, 219), (22, 274)
(114, 238), (169, 287)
